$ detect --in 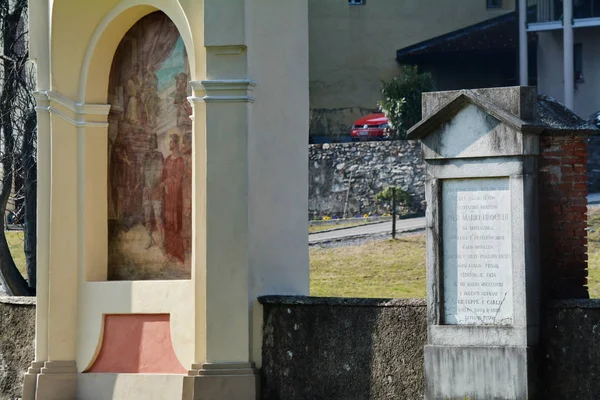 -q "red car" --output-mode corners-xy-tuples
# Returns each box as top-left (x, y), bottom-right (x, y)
(350, 113), (389, 141)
